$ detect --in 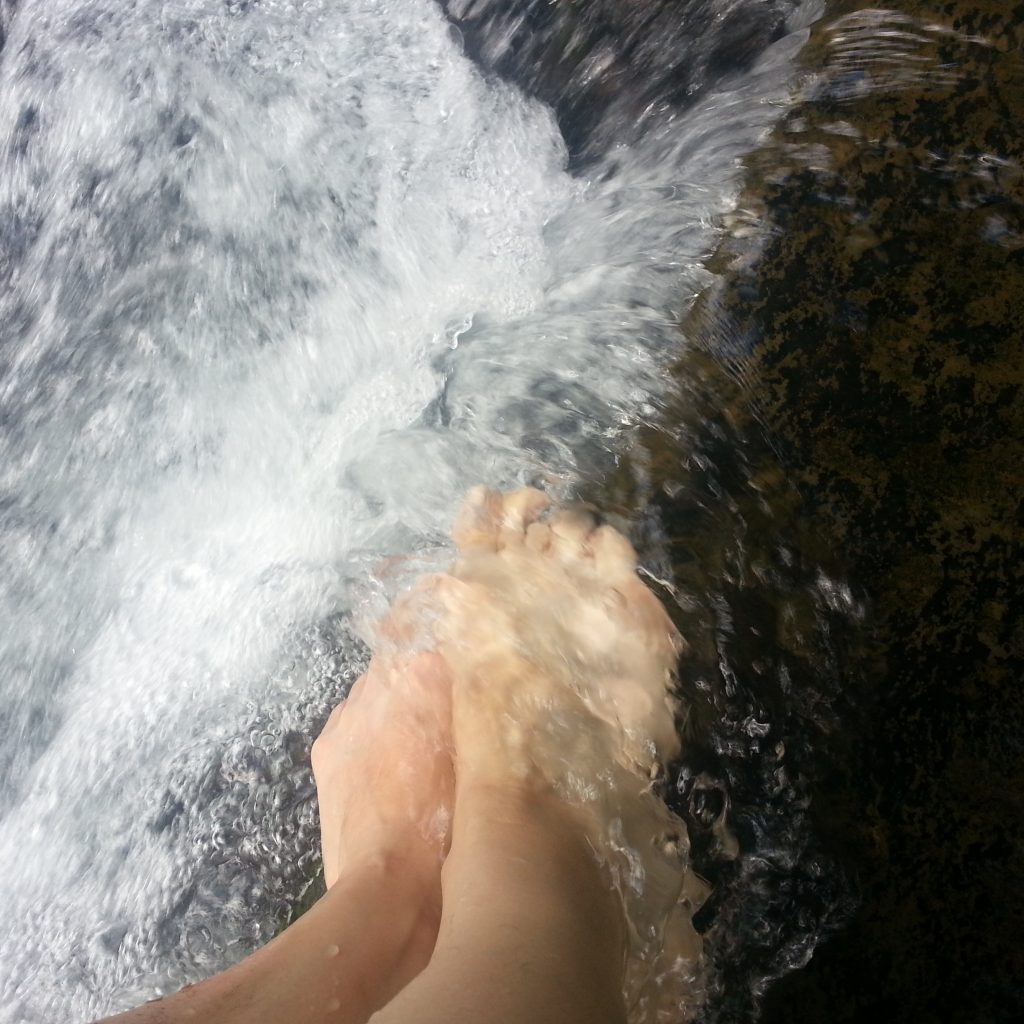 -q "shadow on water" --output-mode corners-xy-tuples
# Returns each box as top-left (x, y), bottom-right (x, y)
(596, 1), (1023, 1021)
